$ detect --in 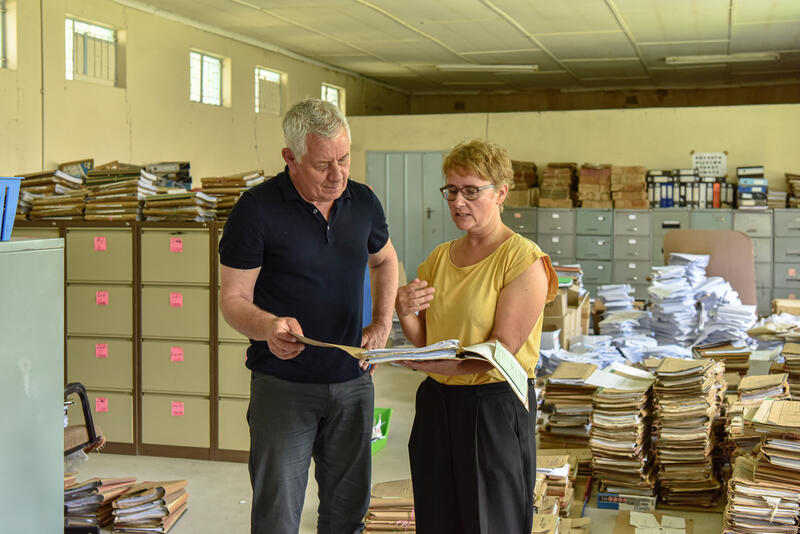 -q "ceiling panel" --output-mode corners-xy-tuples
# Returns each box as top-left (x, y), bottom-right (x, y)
(728, 53), (800, 73)
(366, 0), (496, 24)
(262, 5), (421, 42)
(649, 65), (728, 85)
(733, 0), (800, 23)
(535, 32), (637, 60)
(491, 0), (623, 33)
(730, 22), (800, 52)
(614, 0), (730, 42)
(420, 19), (537, 53)
(563, 59), (649, 78)
(459, 50), (563, 71)
(357, 39), (464, 63)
